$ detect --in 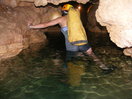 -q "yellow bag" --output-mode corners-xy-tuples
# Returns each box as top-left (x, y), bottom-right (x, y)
(68, 8), (88, 46)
